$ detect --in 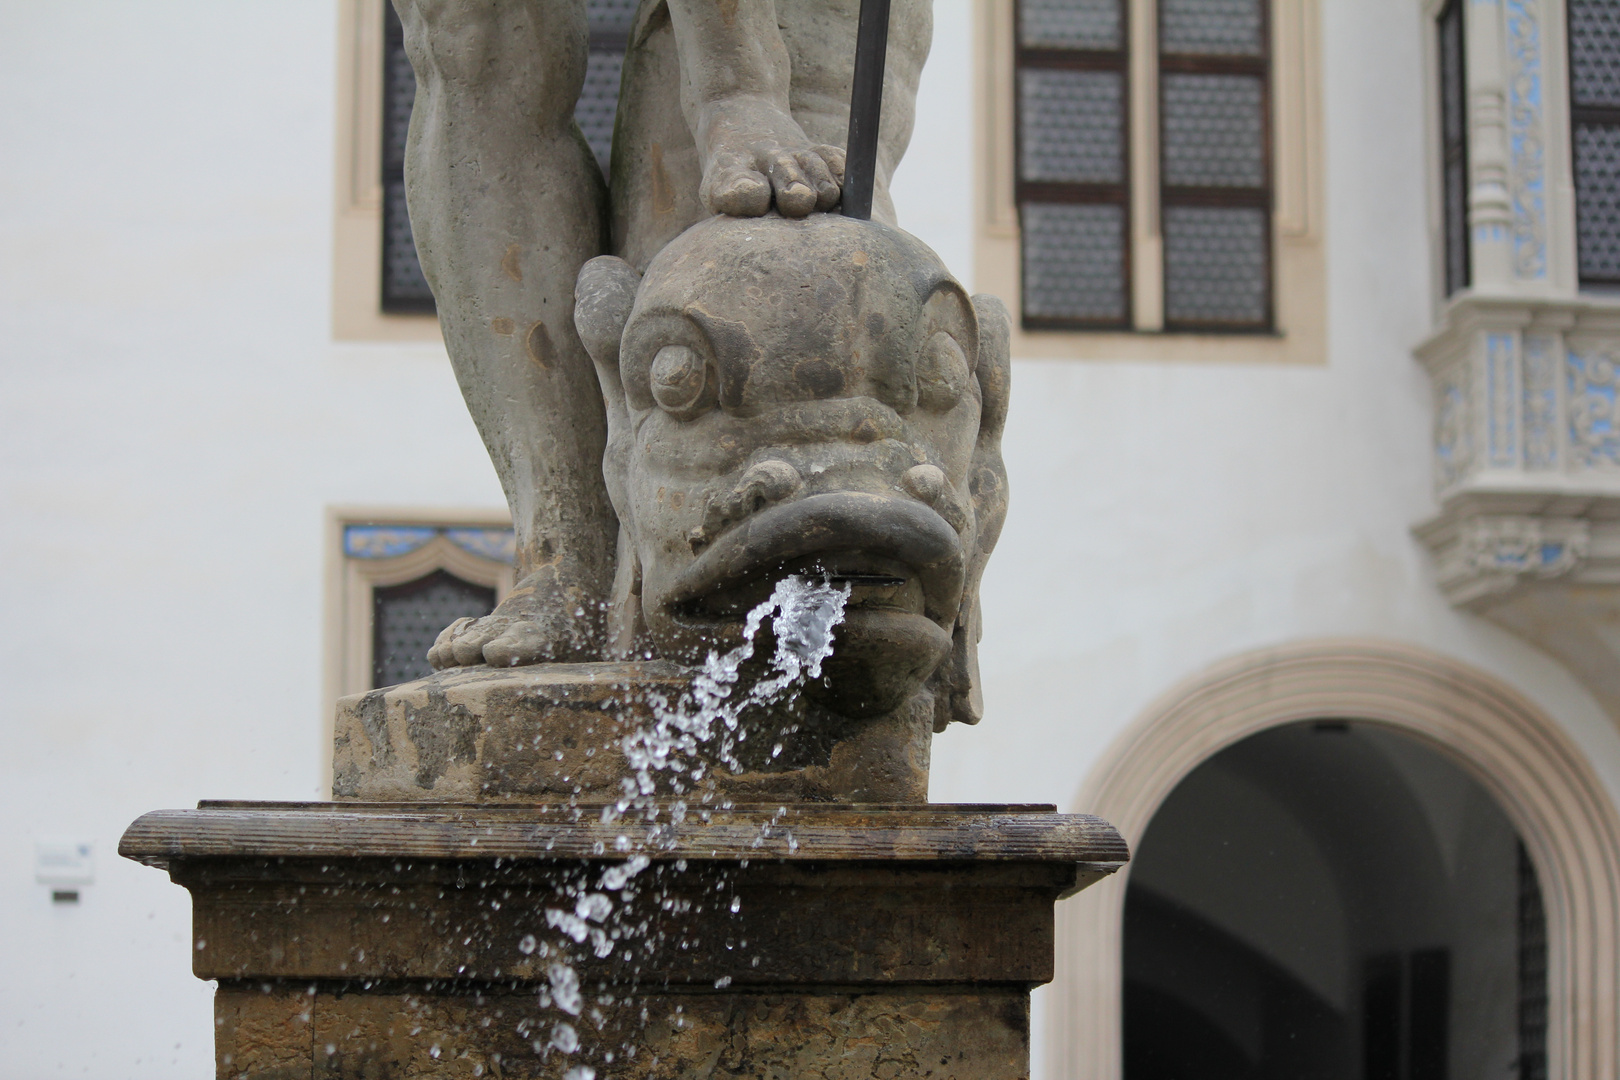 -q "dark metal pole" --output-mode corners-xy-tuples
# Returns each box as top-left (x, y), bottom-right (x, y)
(842, 0), (892, 220)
